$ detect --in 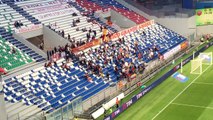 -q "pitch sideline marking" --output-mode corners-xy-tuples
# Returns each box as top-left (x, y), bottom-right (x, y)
(151, 65), (212, 120)
(171, 103), (213, 110)
(193, 82), (213, 85)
